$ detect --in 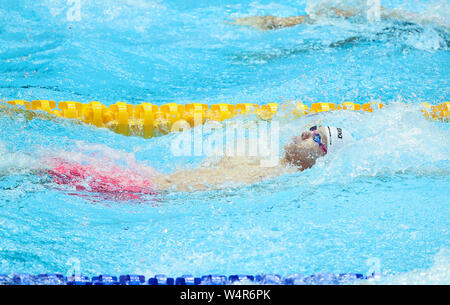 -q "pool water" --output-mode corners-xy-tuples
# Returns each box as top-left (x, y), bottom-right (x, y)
(0, 0), (449, 283)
